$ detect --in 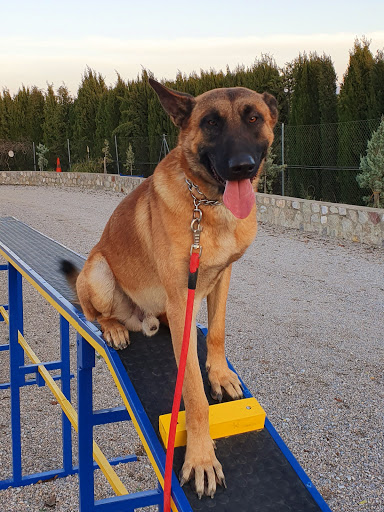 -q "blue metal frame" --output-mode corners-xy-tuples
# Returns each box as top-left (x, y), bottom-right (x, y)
(0, 243), (181, 510)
